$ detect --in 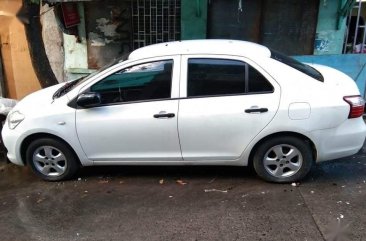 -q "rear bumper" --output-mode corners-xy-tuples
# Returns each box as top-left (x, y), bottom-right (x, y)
(311, 117), (366, 162)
